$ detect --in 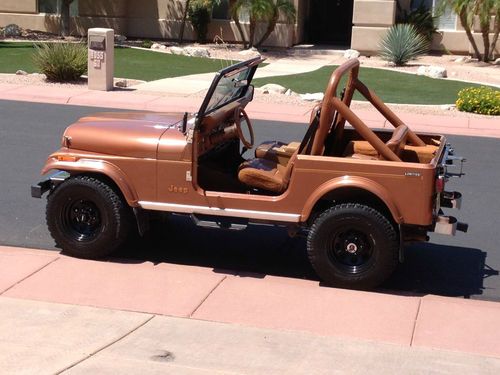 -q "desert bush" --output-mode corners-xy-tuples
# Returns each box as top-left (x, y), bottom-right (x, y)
(401, 3), (438, 42)
(33, 42), (87, 82)
(188, 0), (212, 42)
(141, 39), (153, 49)
(379, 24), (429, 66)
(456, 86), (500, 116)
